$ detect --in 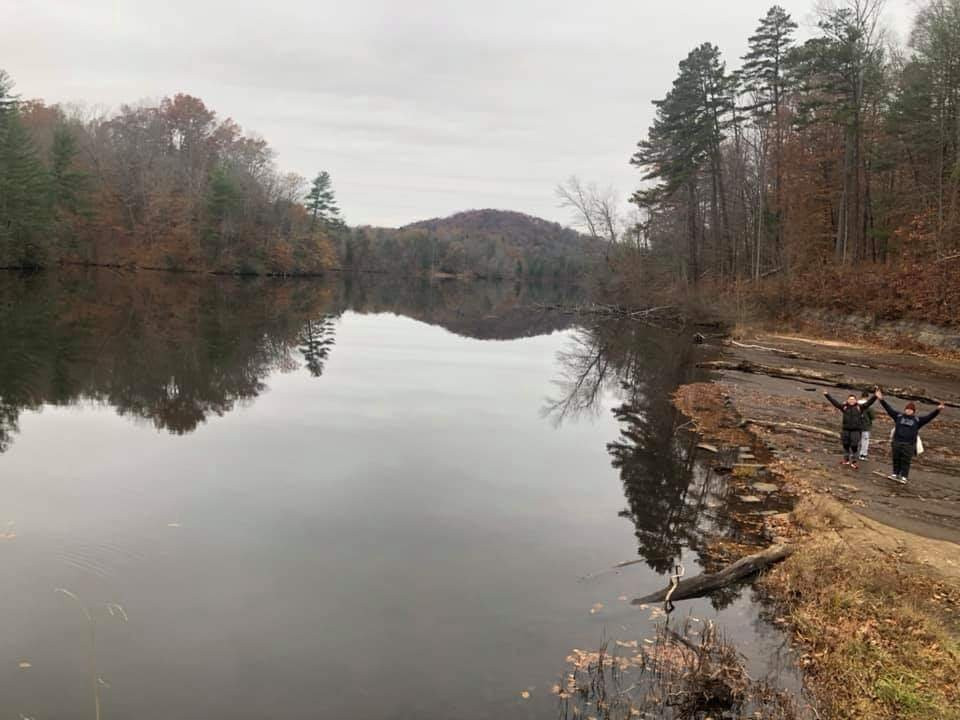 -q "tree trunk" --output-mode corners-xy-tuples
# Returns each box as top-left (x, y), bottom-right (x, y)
(632, 544), (794, 604)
